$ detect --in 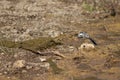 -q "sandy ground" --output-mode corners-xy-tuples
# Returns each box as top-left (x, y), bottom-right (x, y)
(0, 0), (120, 80)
